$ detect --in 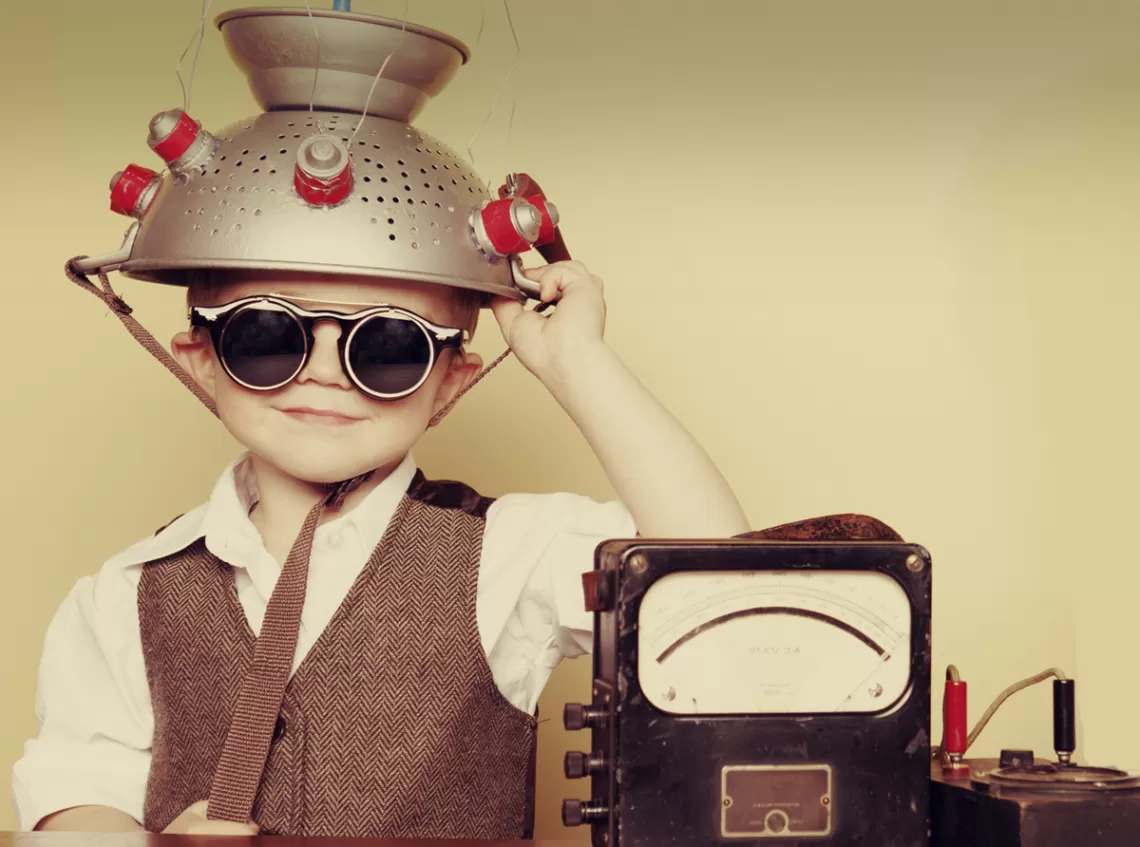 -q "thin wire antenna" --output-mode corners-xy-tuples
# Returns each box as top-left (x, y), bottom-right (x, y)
(475, 4), (486, 46)
(466, 0), (521, 172)
(175, 0), (213, 113)
(348, 0), (411, 145)
(303, 0), (322, 121)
